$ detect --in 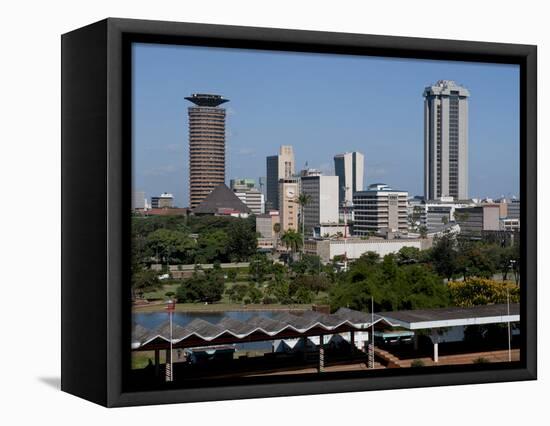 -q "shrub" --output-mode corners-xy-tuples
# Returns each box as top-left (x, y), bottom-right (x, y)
(411, 359), (425, 368)
(262, 295), (277, 305)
